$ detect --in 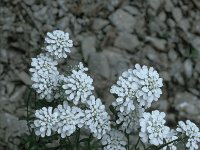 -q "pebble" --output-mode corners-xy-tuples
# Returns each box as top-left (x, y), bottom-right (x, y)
(81, 35), (96, 62)
(146, 37), (167, 51)
(114, 33), (140, 52)
(109, 9), (136, 33)
(184, 59), (193, 78)
(172, 7), (183, 23)
(92, 18), (109, 31)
